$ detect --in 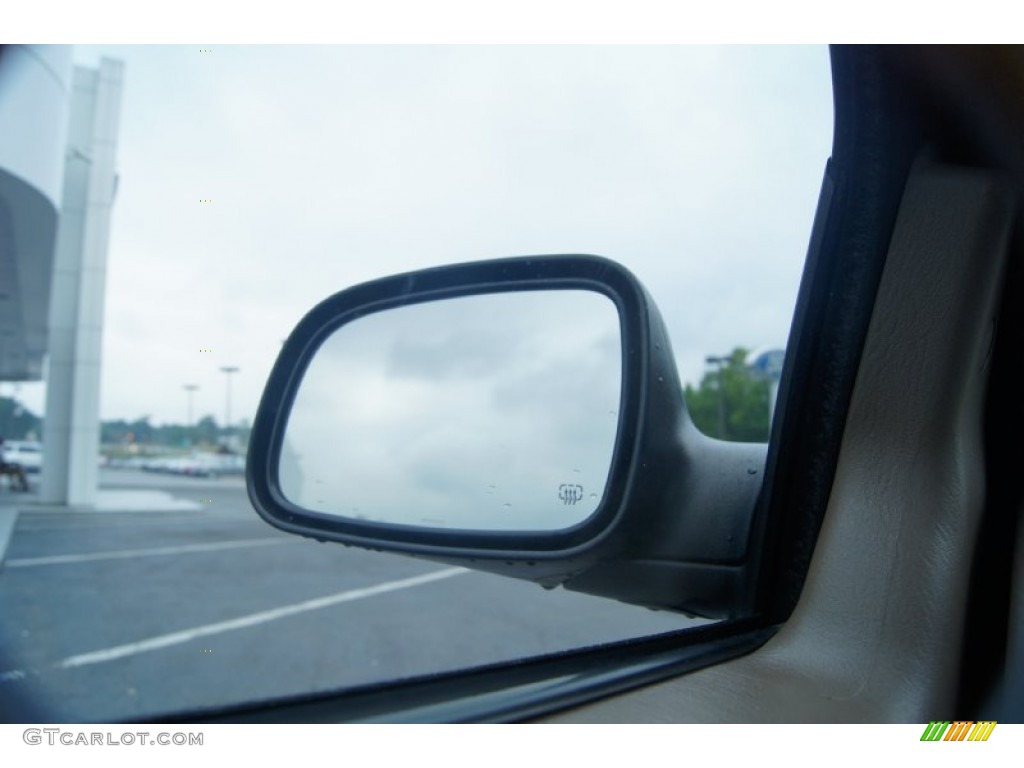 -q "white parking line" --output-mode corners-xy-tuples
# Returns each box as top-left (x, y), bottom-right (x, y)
(3, 538), (302, 567)
(58, 567), (469, 669)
